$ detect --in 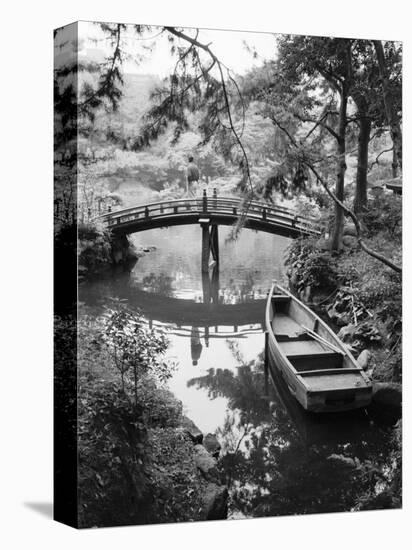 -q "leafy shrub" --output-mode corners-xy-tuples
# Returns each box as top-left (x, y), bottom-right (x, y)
(78, 378), (150, 527)
(78, 223), (113, 274)
(101, 306), (172, 398)
(286, 238), (339, 293)
(362, 195), (402, 239)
